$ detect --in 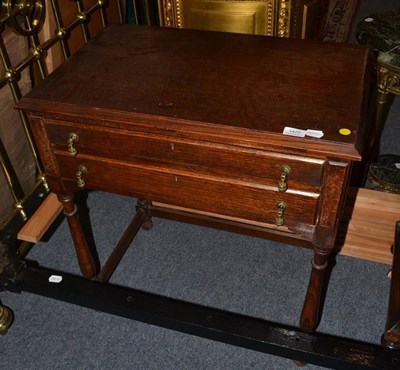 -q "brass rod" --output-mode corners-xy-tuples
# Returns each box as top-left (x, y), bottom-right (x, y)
(1, 33), (35, 77)
(0, 32), (13, 72)
(0, 178), (46, 231)
(3, 68), (48, 189)
(4, 72), (47, 190)
(84, 2), (103, 18)
(53, 1), (105, 42)
(35, 57), (47, 81)
(9, 53), (35, 75)
(76, 0), (90, 43)
(1, 3), (18, 22)
(1, 41), (56, 86)
(0, 137), (26, 221)
(100, 6), (107, 28)
(39, 34), (62, 55)
(99, 0), (107, 28)
(0, 13), (10, 25)
(50, 0), (71, 60)
(23, 15), (33, 35)
(63, 16), (82, 34)
(29, 33), (48, 80)
(16, 241), (34, 258)
(7, 78), (22, 101)
(0, 30), (26, 219)
(116, 0), (124, 23)
(0, 137), (25, 202)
